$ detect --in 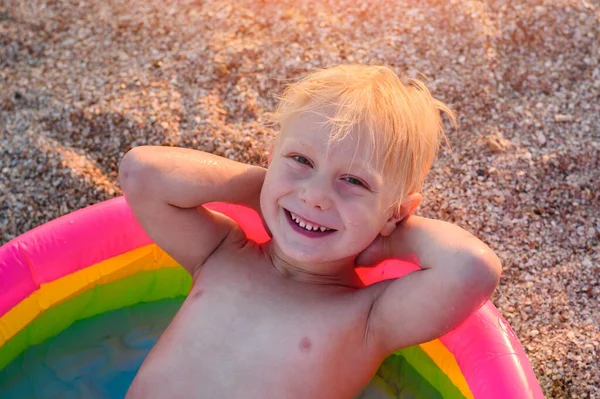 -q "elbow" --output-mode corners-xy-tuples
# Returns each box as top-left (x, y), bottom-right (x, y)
(118, 147), (150, 197)
(466, 247), (503, 301)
